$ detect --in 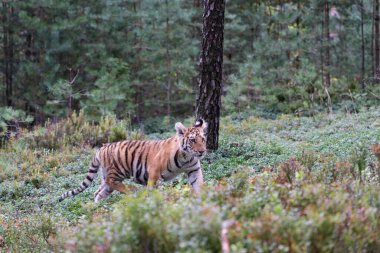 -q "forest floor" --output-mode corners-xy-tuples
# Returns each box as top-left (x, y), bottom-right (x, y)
(0, 107), (379, 252)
